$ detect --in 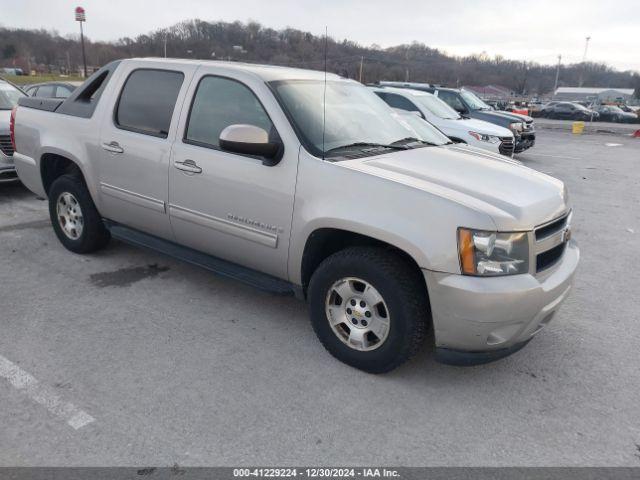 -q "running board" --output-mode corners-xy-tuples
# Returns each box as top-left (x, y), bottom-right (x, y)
(104, 220), (295, 296)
